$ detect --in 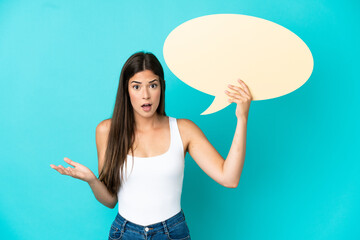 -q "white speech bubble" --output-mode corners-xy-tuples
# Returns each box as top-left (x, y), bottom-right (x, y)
(163, 14), (314, 115)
